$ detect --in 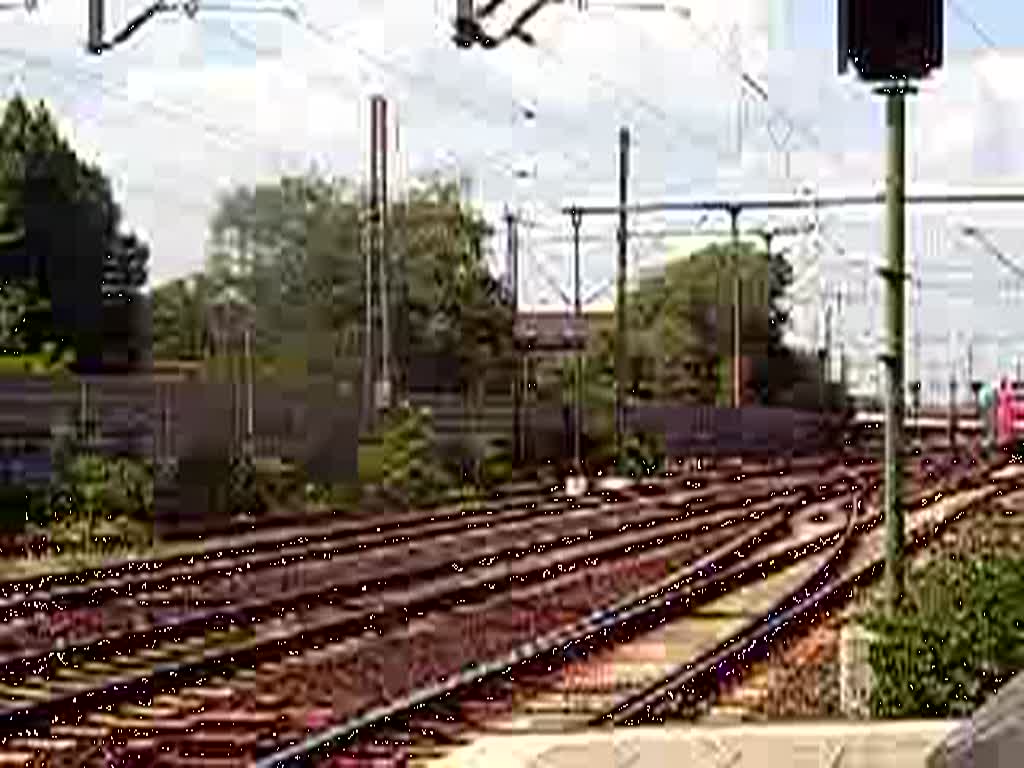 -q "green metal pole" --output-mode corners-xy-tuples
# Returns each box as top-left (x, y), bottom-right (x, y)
(615, 127), (630, 473)
(883, 86), (908, 610)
